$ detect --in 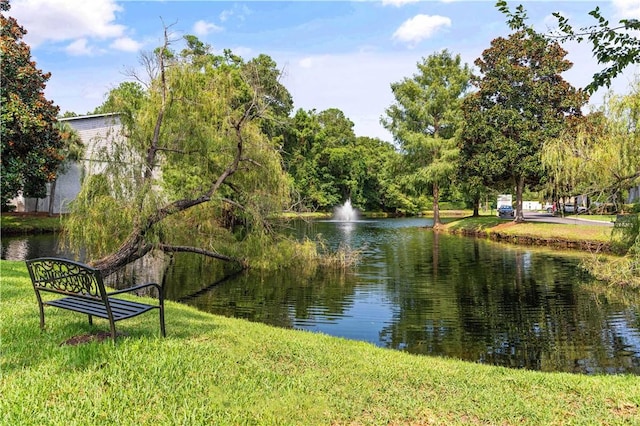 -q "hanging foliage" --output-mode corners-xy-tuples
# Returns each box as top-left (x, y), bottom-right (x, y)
(63, 30), (293, 276)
